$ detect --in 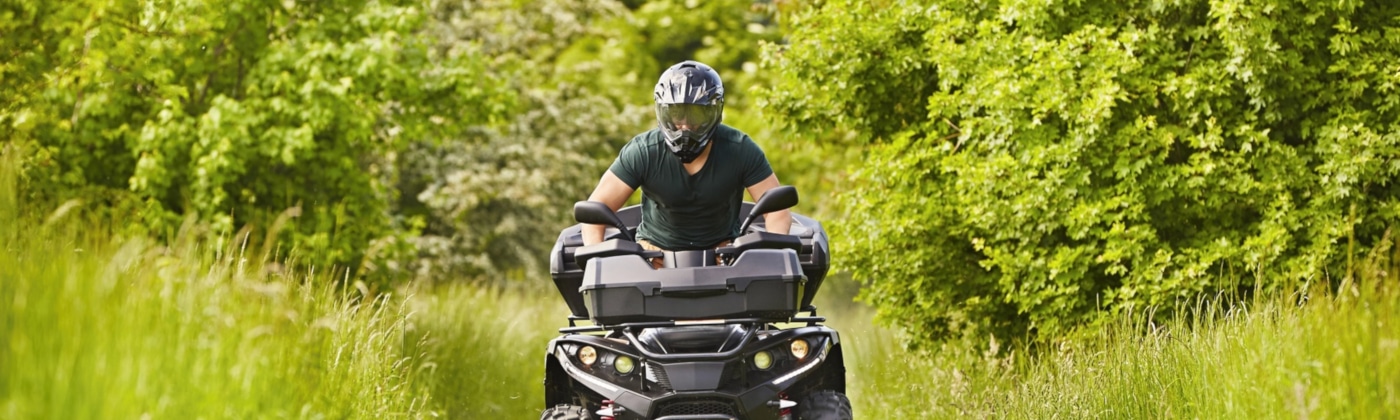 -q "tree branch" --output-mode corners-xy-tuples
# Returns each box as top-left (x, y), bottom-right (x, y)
(194, 19), (248, 108)
(71, 27), (95, 131)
